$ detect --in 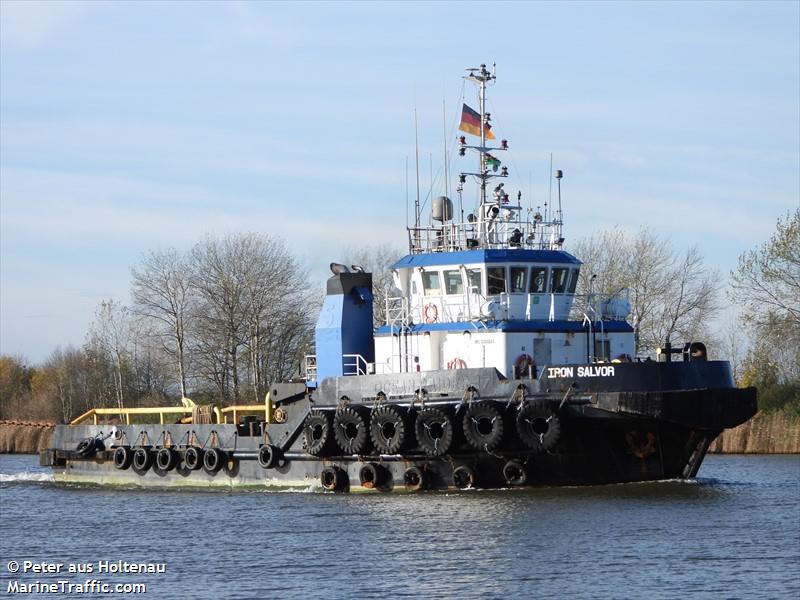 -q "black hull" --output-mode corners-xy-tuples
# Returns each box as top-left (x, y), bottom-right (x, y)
(41, 362), (757, 491)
